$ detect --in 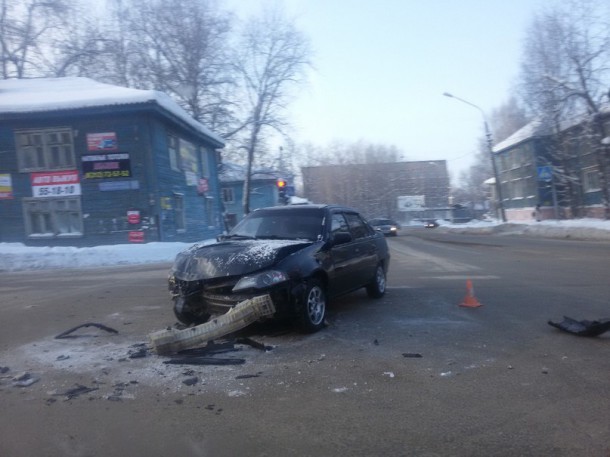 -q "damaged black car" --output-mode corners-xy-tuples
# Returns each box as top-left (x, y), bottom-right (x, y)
(168, 204), (391, 333)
